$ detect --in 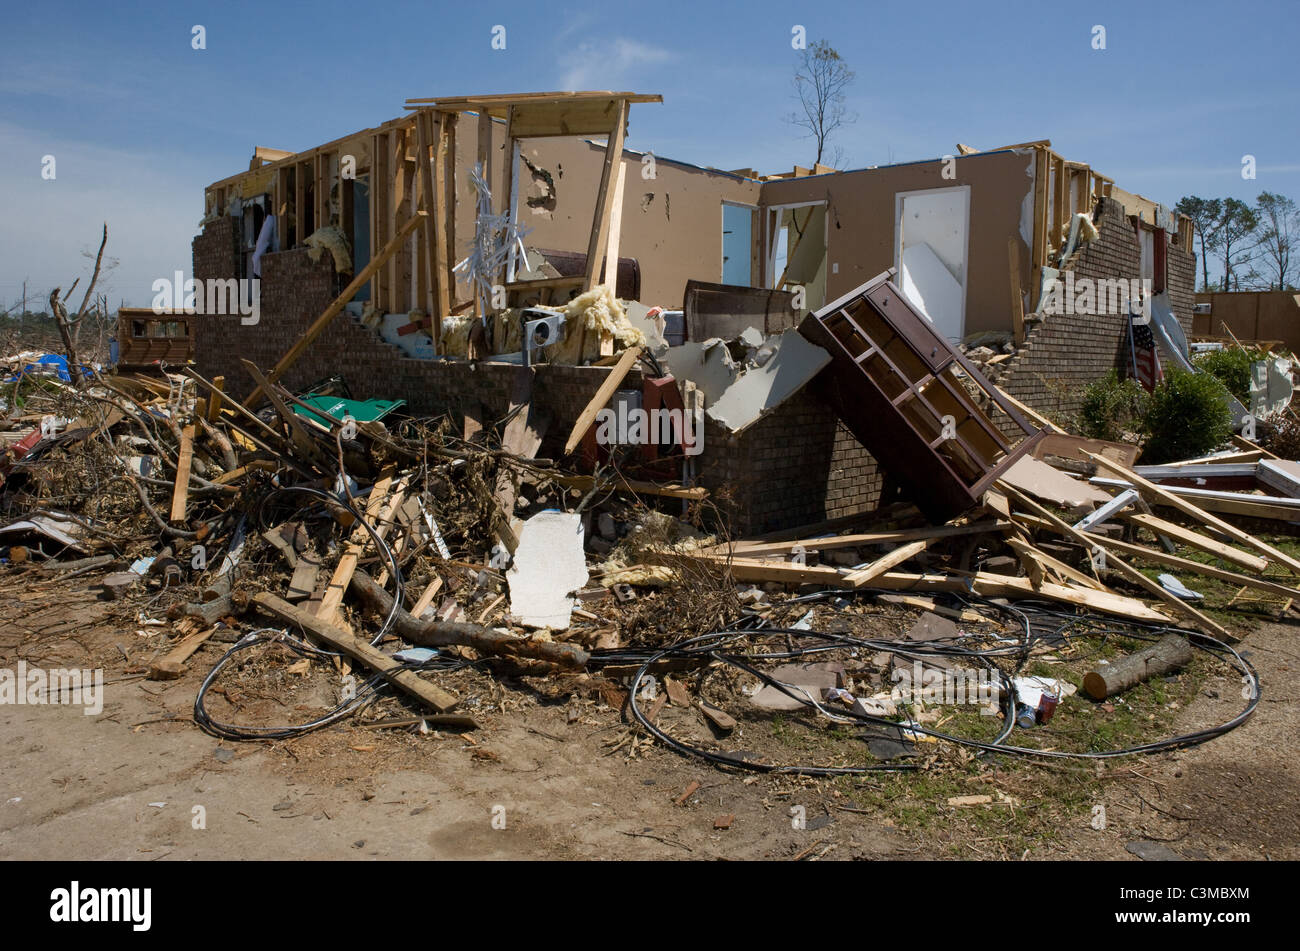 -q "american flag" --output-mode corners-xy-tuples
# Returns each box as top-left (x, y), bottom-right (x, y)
(1128, 312), (1164, 392)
